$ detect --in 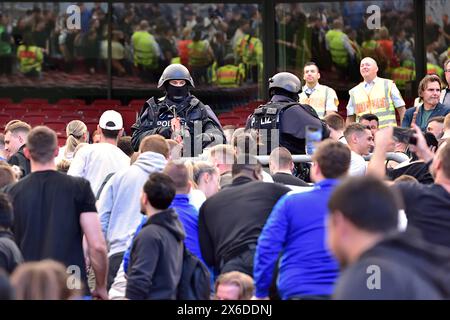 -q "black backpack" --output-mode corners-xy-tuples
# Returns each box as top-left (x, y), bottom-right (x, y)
(177, 246), (211, 300)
